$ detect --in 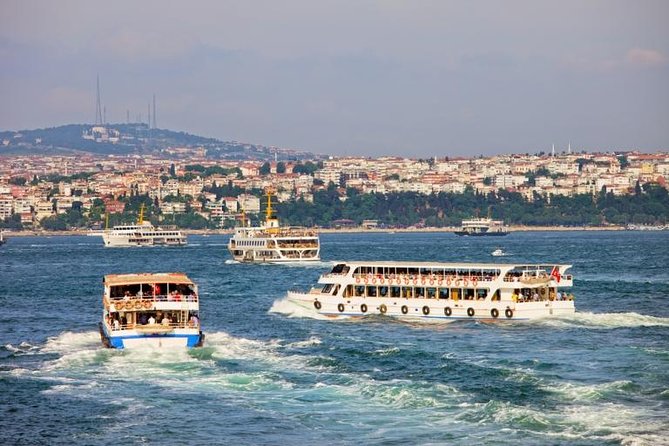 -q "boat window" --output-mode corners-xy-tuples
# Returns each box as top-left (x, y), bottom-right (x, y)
(438, 288), (449, 299)
(354, 286), (365, 297)
(321, 284), (333, 294)
(402, 287), (413, 298)
(332, 285), (340, 296)
(426, 287), (436, 299)
(415, 287), (425, 298)
(477, 289), (488, 300)
(390, 286), (401, 298)
(491, 290), (501, 301)
(379, 286), (388, 297)
(331, 264), (346, 274)
(344, 285), (354, 297)
(366, 286), (377, 297)
(463, 289), (475, 300)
